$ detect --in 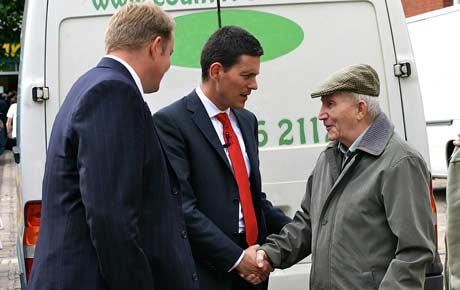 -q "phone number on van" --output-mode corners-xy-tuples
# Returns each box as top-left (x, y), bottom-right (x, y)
(257, 117), (329, 147)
